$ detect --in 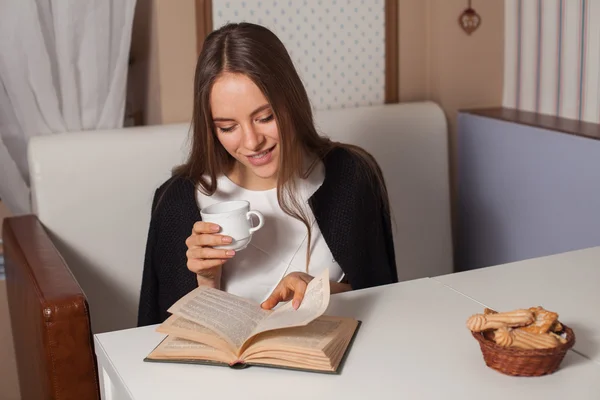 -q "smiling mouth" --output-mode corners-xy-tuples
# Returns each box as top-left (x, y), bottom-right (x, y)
(247, 145), (275, 159)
